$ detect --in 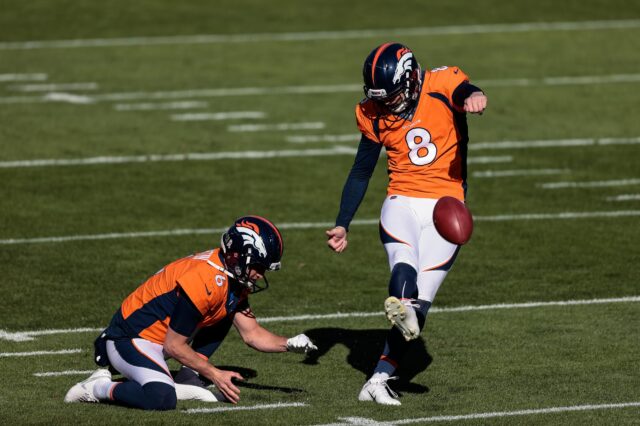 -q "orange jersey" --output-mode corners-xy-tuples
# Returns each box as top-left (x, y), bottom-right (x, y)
(356, 66), (470, 200)
(108, 248), (247, 344)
